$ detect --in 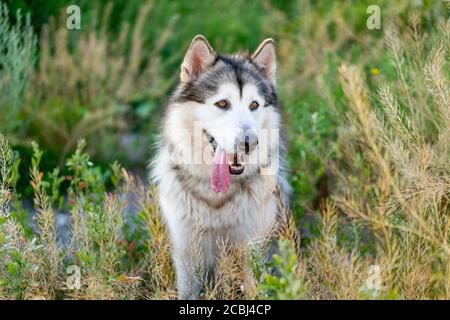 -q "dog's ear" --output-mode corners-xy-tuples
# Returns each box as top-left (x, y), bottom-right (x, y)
(251, 38), (276, 83)
(180, 35), (215, 83)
